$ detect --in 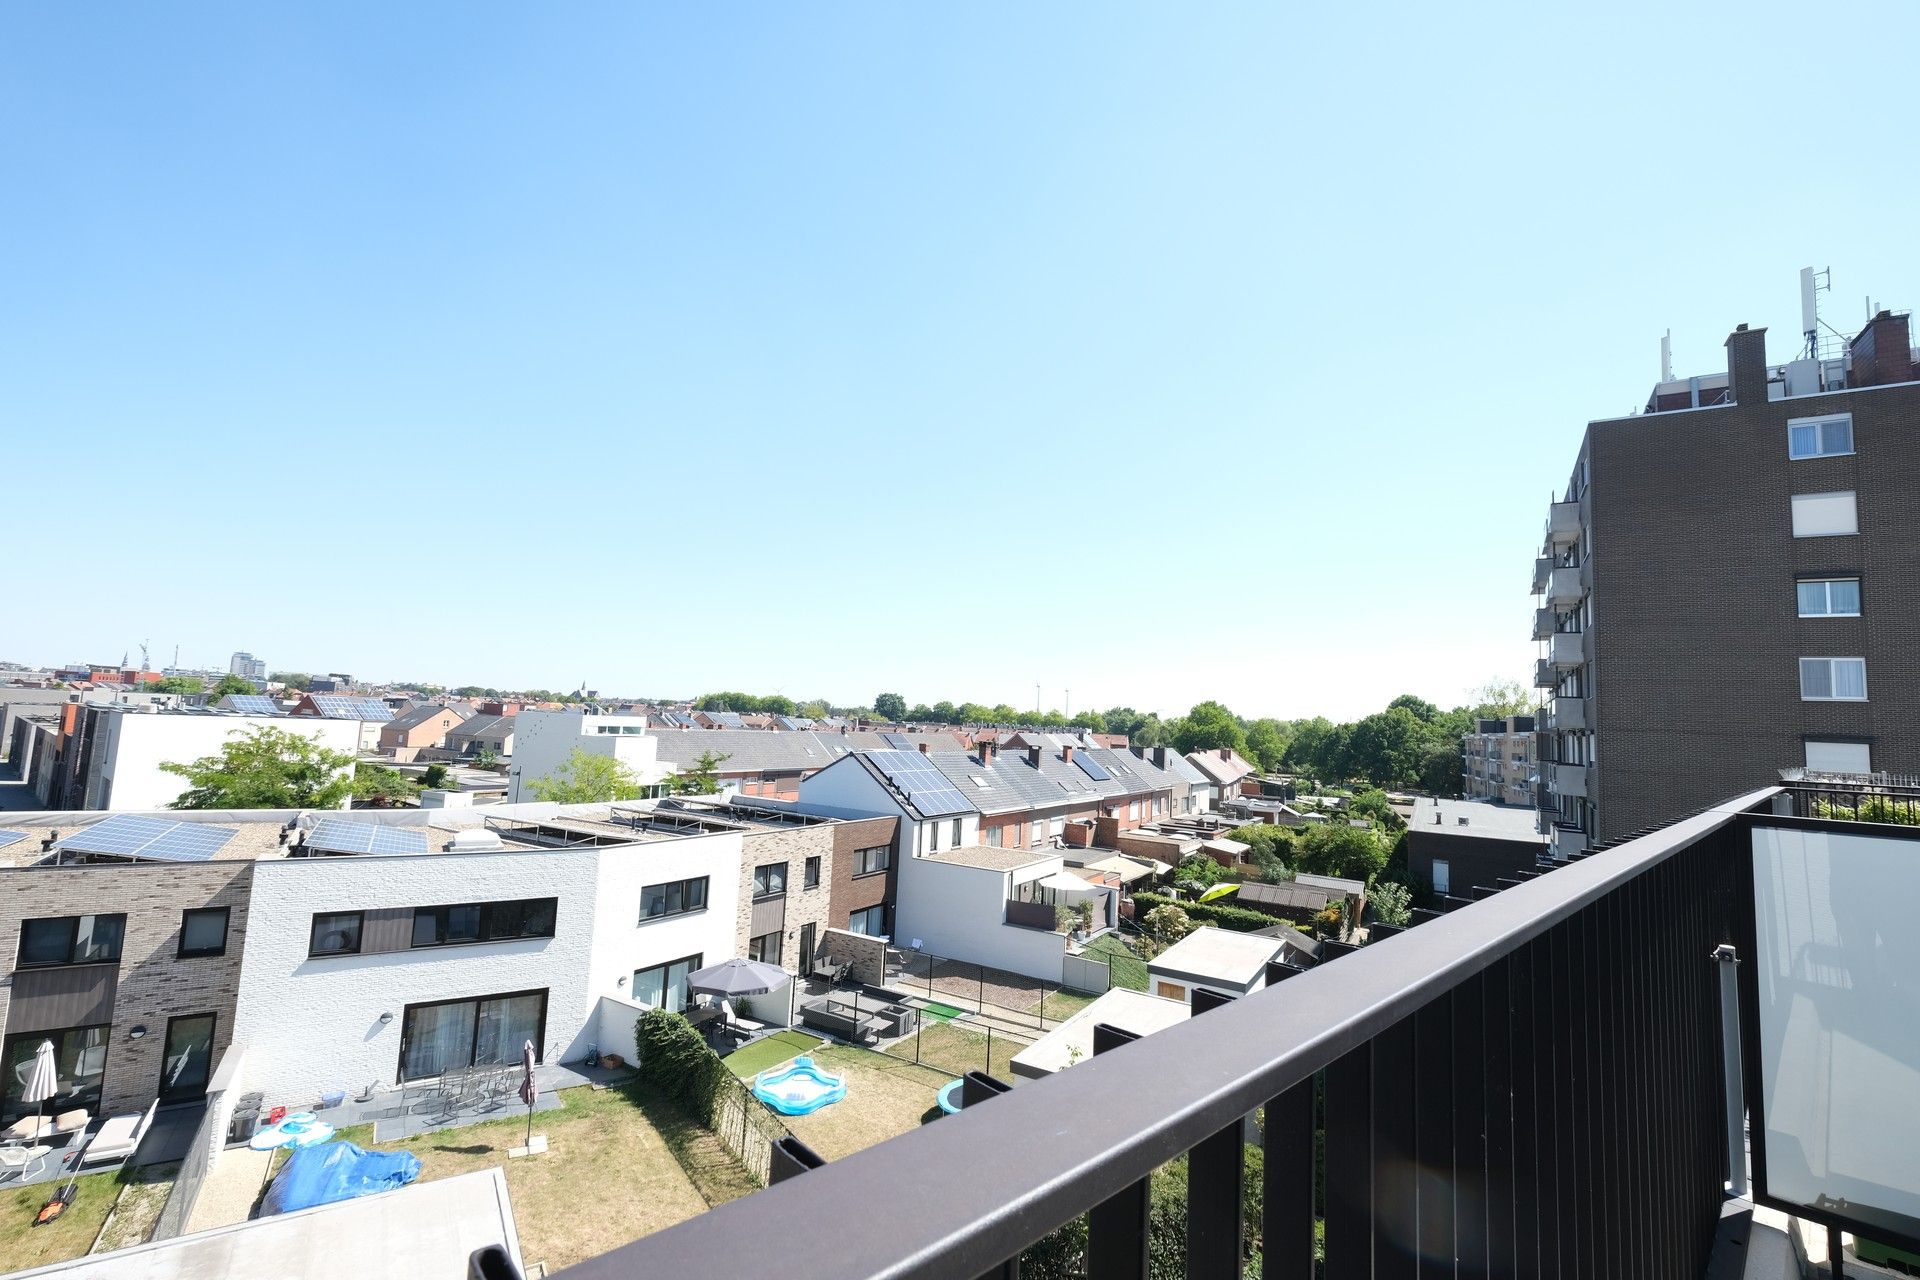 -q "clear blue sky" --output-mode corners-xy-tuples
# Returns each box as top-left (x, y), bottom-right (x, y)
(4, 2), (1916, 721)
